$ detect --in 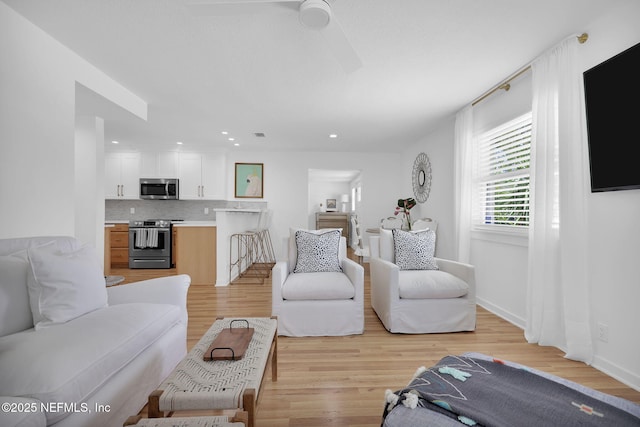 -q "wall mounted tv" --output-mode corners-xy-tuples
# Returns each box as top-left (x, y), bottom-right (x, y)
(583, 40), (640, 192)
